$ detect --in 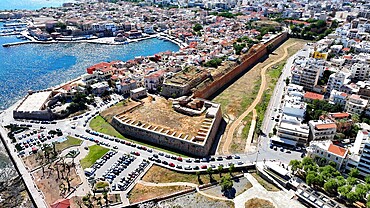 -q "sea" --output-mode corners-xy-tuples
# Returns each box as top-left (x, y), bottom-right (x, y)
(0, 0), (179, 179)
